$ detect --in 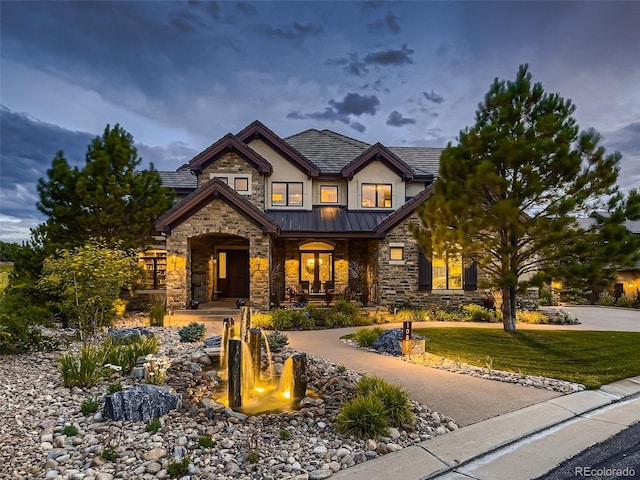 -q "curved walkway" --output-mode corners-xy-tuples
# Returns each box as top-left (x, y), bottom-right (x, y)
(286, 324), (560, 427)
